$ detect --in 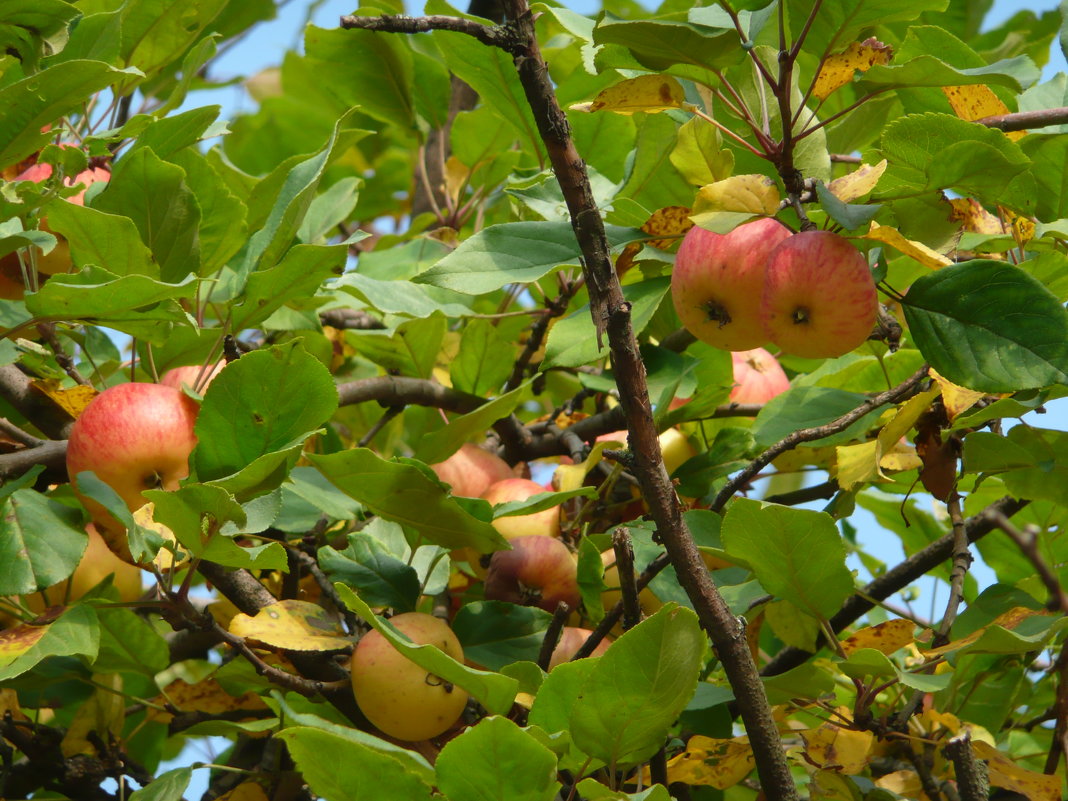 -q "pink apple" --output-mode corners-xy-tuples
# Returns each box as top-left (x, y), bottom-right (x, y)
(730, 348), (790, 404)
(760, 231), (878, 359)
(159, 361), (226, 394)
(484, 535), (579, 613)
(547, 626), (611, 670)
(431, 443), (514, 498)
(66, 383), (199, 562)
(482, 477), (561, 539)
(671, 217), (791, 351)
